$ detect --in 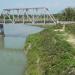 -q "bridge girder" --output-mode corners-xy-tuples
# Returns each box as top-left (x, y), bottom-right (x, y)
(1, 7), (58, 25)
